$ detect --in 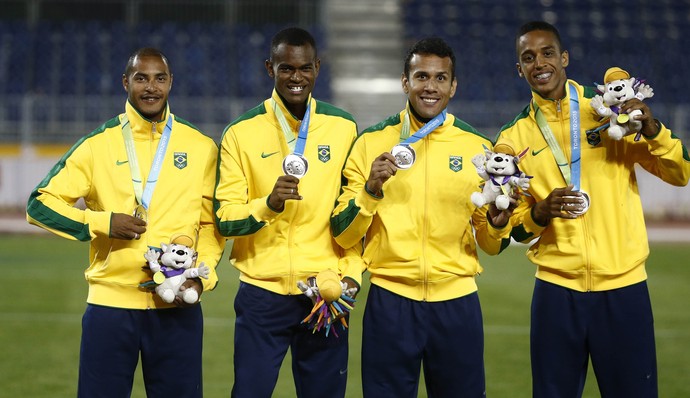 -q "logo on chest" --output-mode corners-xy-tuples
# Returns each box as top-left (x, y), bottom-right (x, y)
(318, 145), (331, 163)
(174, 152), (188, 169)
(449, 155), (463, 172)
